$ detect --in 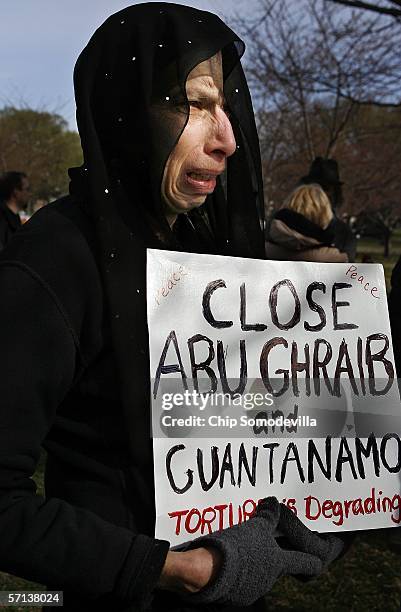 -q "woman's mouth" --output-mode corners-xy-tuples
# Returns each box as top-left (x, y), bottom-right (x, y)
(186, 171), (217, 193)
